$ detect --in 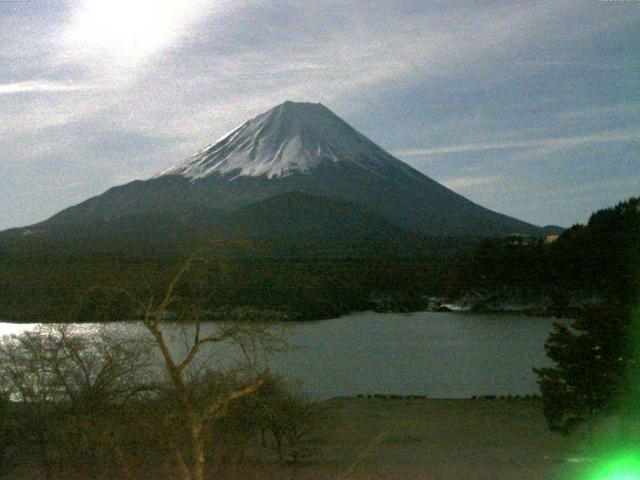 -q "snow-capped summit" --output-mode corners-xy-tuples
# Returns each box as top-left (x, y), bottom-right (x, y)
(29, 101), (548, 238)
(158, 101), (417, 181)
